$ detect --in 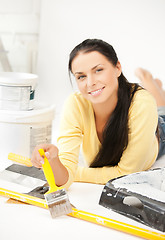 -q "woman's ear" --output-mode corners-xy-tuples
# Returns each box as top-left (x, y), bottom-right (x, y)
(116, 61), (122, 77)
